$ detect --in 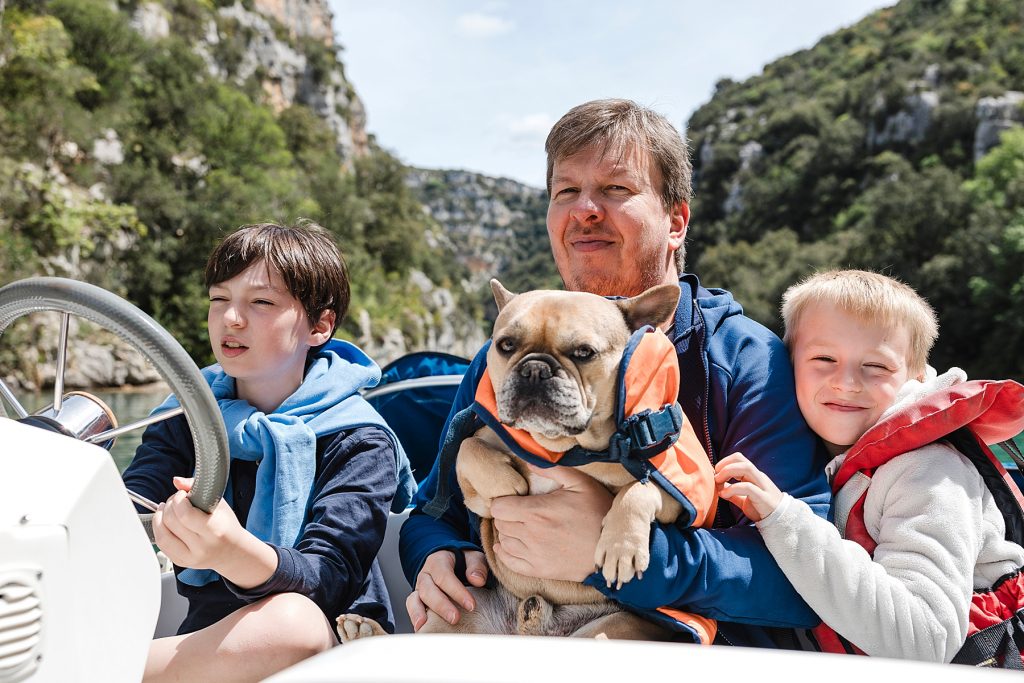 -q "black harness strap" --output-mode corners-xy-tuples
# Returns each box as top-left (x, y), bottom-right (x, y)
(952, 609), (1024, 669)
(558, 403), (684, 483)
